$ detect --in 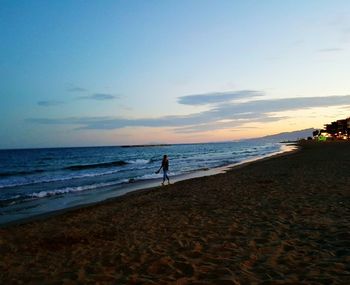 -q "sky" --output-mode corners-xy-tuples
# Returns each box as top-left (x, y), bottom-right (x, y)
(1, 0), (350, 149)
